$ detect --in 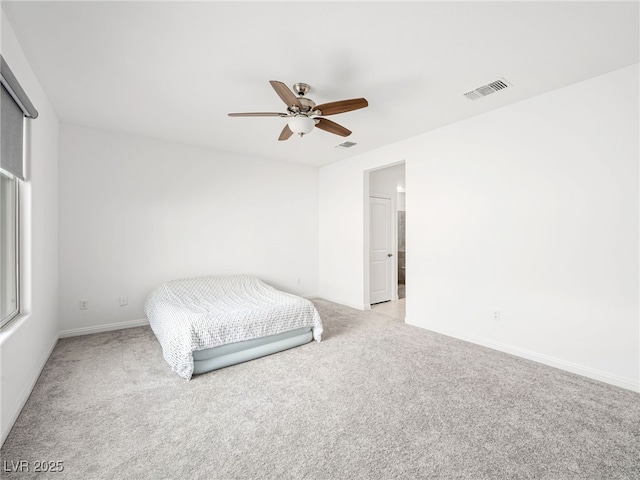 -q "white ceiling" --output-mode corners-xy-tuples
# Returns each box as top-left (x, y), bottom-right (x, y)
(2, 1), (638, 167)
